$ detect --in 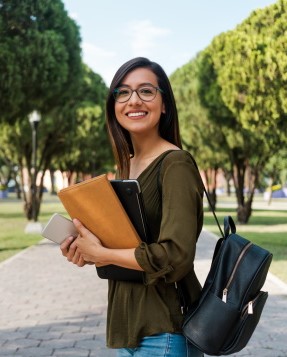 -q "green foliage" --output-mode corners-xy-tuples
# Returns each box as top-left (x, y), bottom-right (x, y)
(211, 0), (287, 140)
(0, 62), (111, 195)
(263, 147), (287, 188)
(0, 0), (82, 122)
(190, 1), (287, 222)
(170, 0), (287, 222)
(170, 55), (229, 170)
(53, 64), (113, 176)
(0, 1), (112, 221)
